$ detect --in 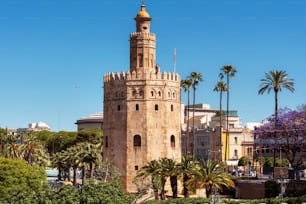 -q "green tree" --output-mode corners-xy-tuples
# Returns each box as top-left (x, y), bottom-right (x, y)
(0, 158), (49, 202)
(76, 128), (103, 144)
(20, 133), (47, 165)
(181, 78), (192, 155)
(189, 160), (234, 198)
(80, 180), (133, 204)
(177, 155), (198, 198)
(190, 72), (203, 156)
(136, 160), (161, 200)
(258, 70), (294, 166)
(220, 64), (237, 161)
(213, 80), (228, 161)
